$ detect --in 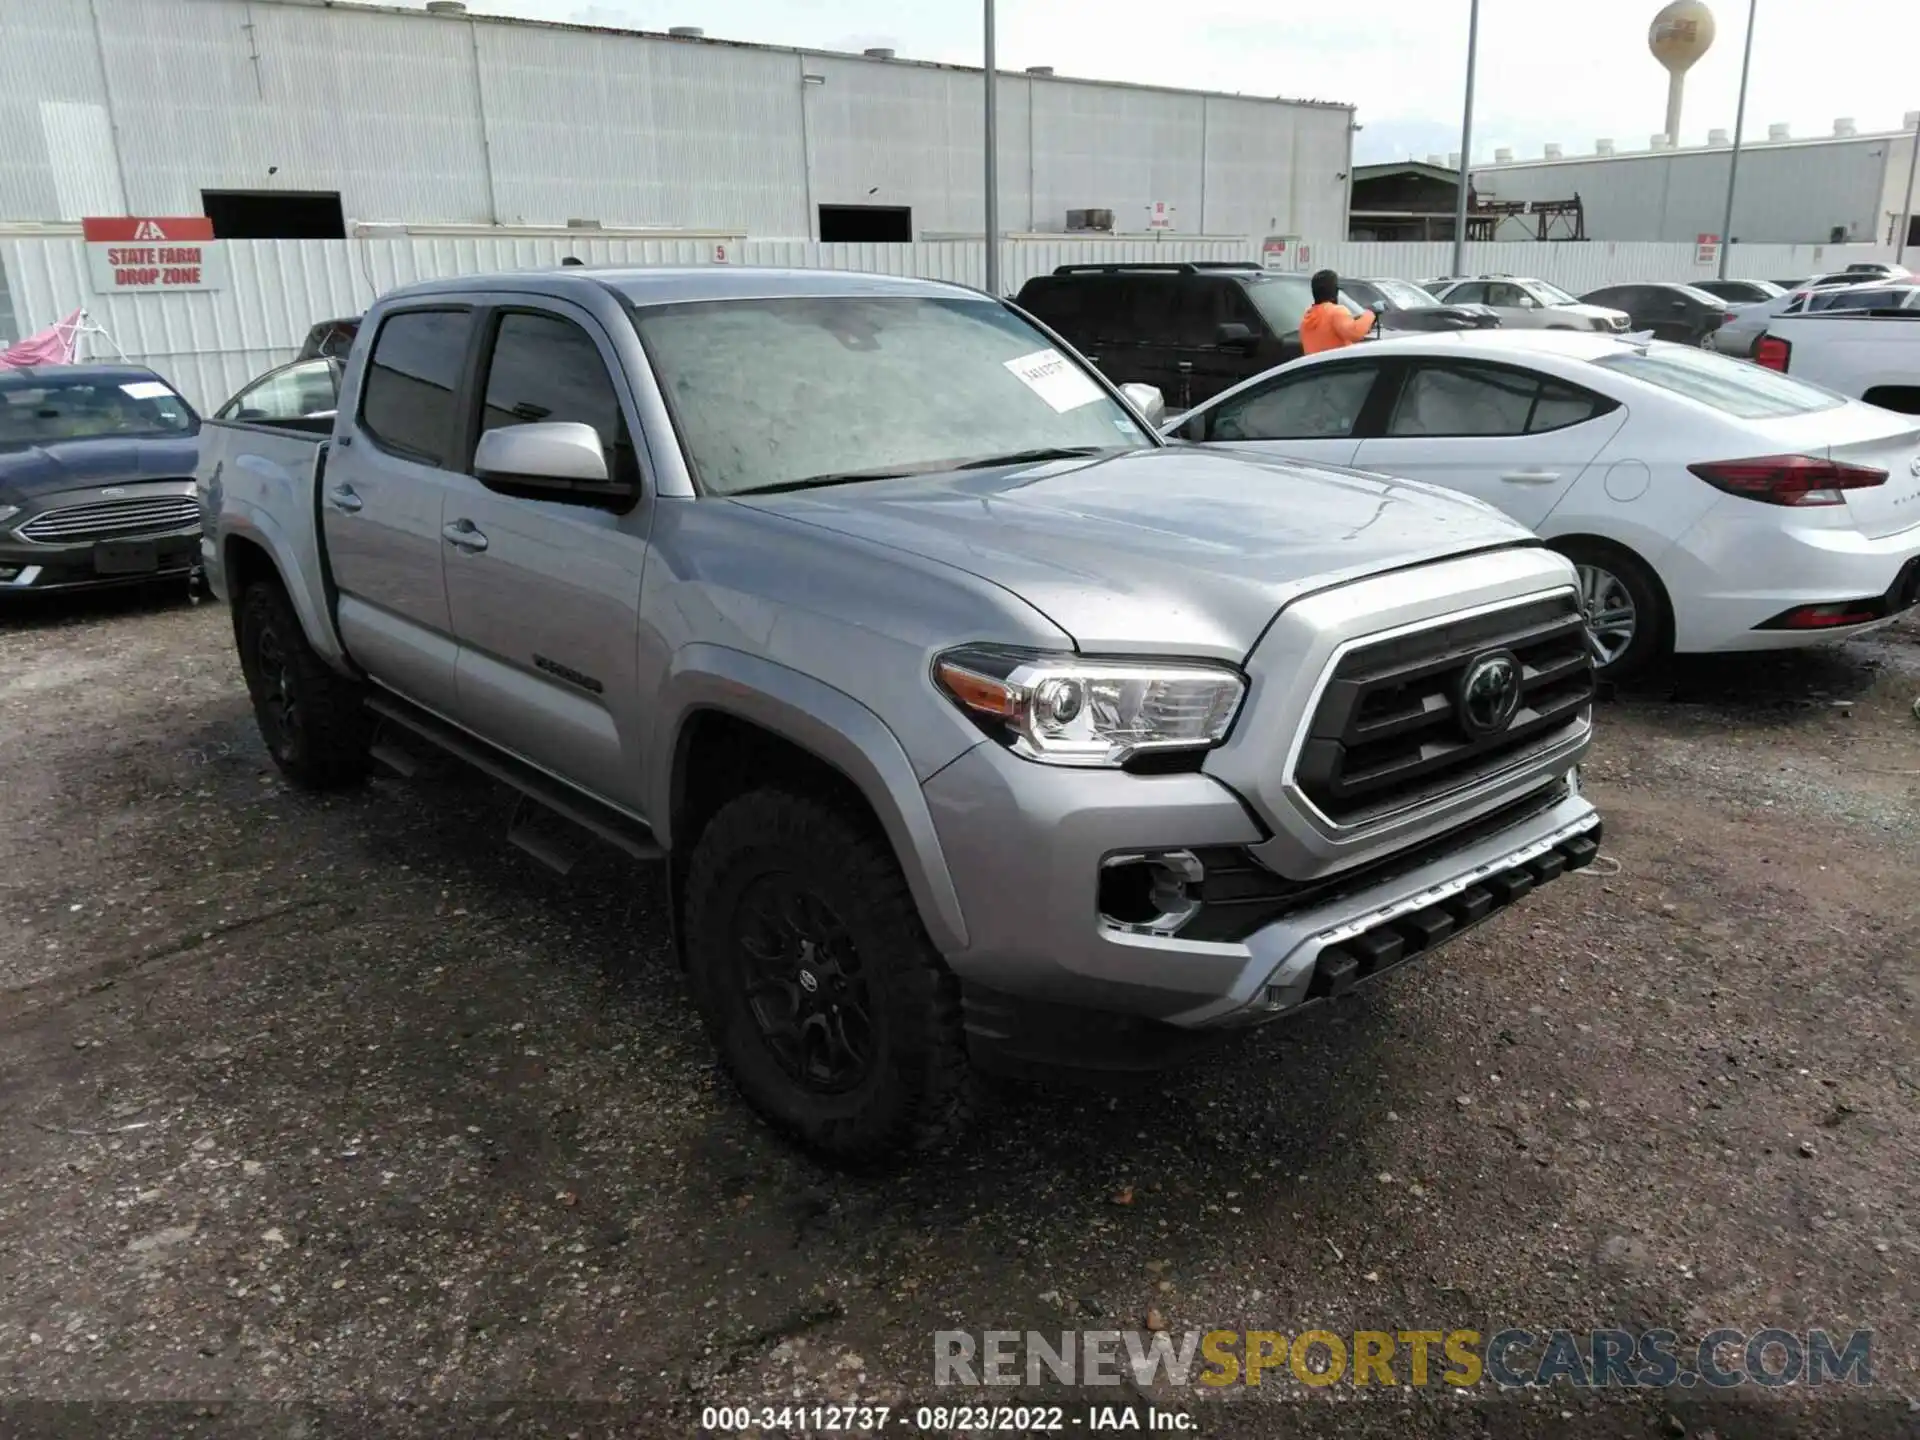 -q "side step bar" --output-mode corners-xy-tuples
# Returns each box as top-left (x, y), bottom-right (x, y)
(364, 693), (664, 868)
